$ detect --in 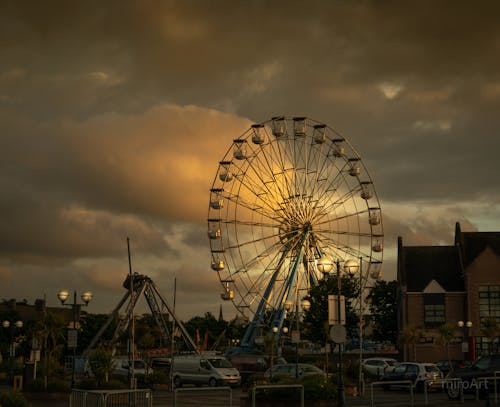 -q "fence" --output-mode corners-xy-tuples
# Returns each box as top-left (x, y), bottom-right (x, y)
(70, 389), (153, 407)
(370, 380), (414, 407)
